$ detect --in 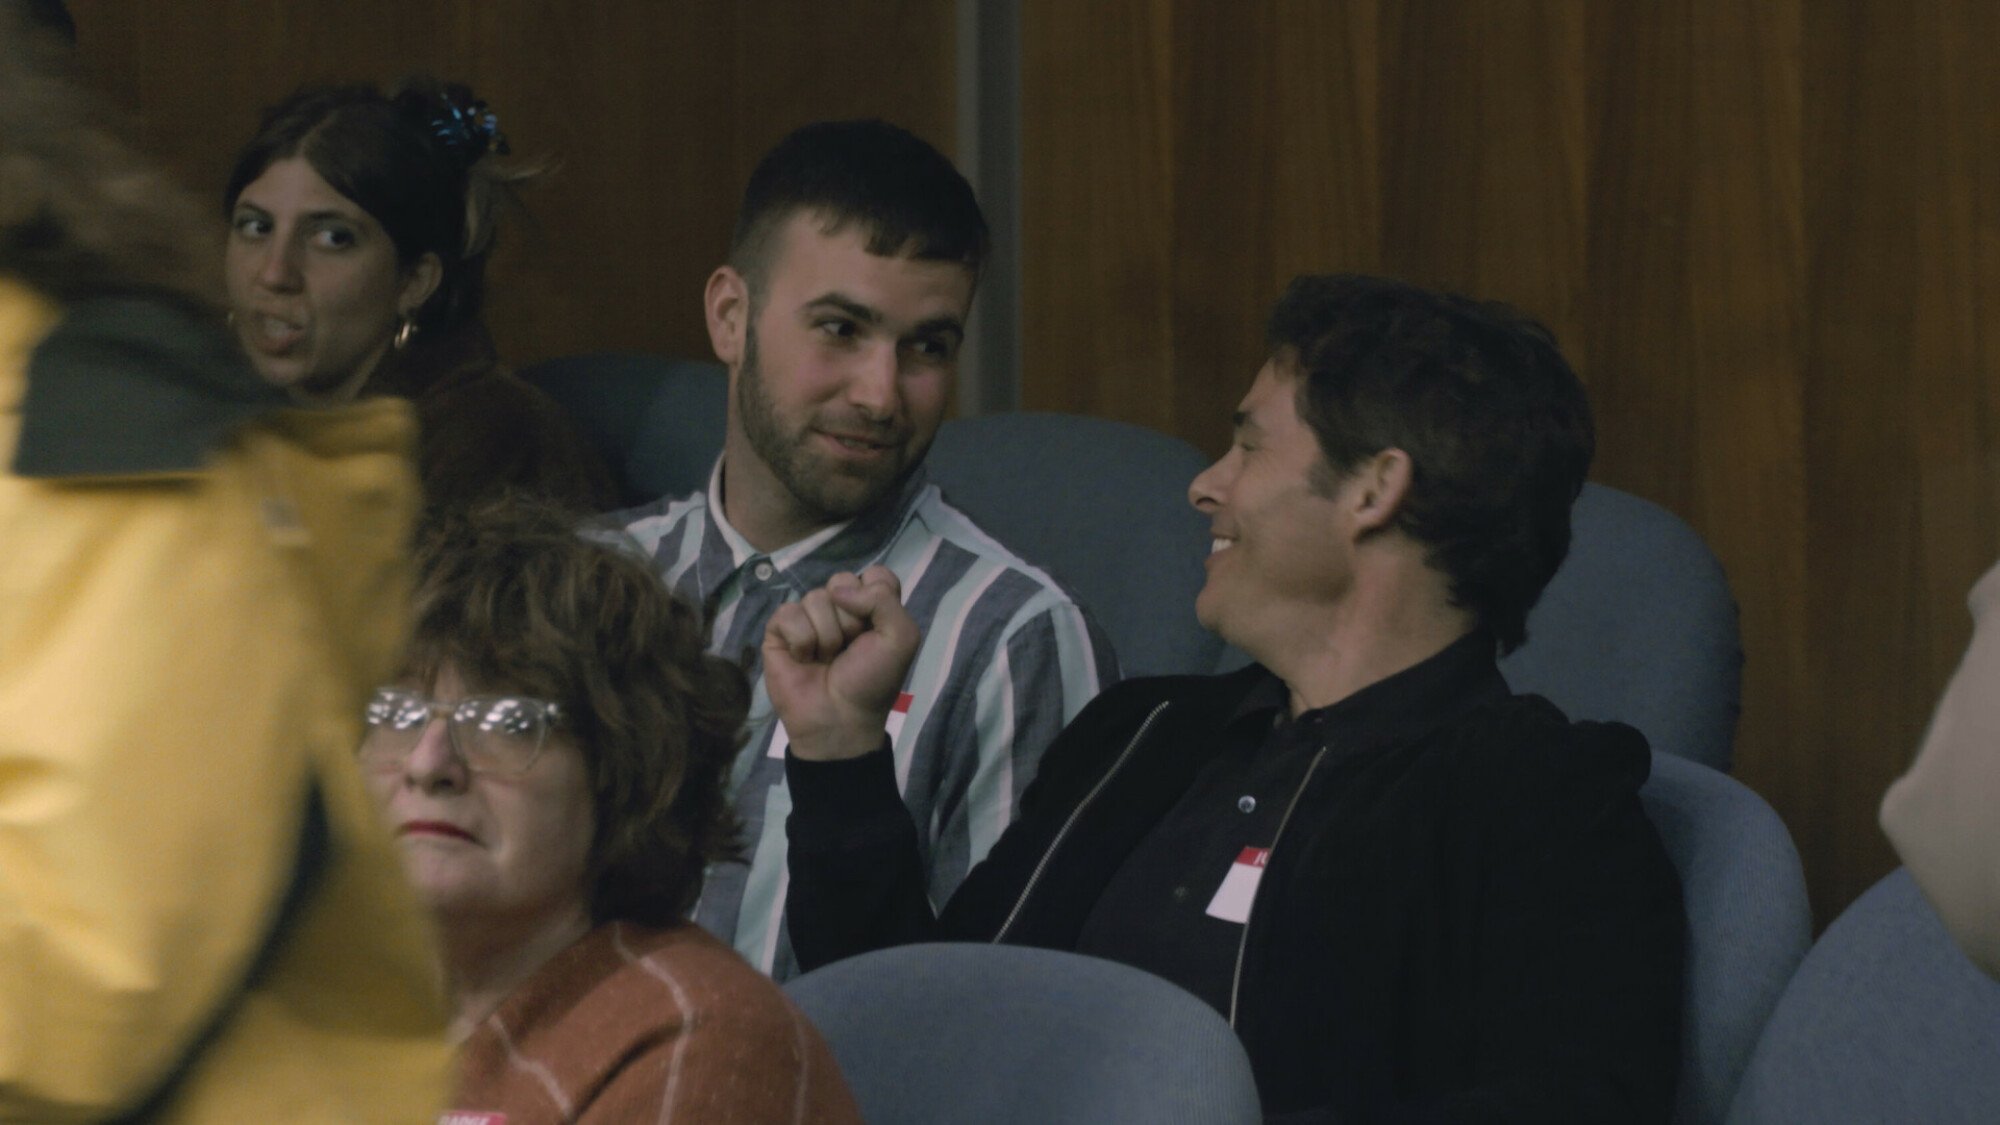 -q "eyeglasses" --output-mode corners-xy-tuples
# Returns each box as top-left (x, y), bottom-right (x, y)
(360, 688), (566, 776)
